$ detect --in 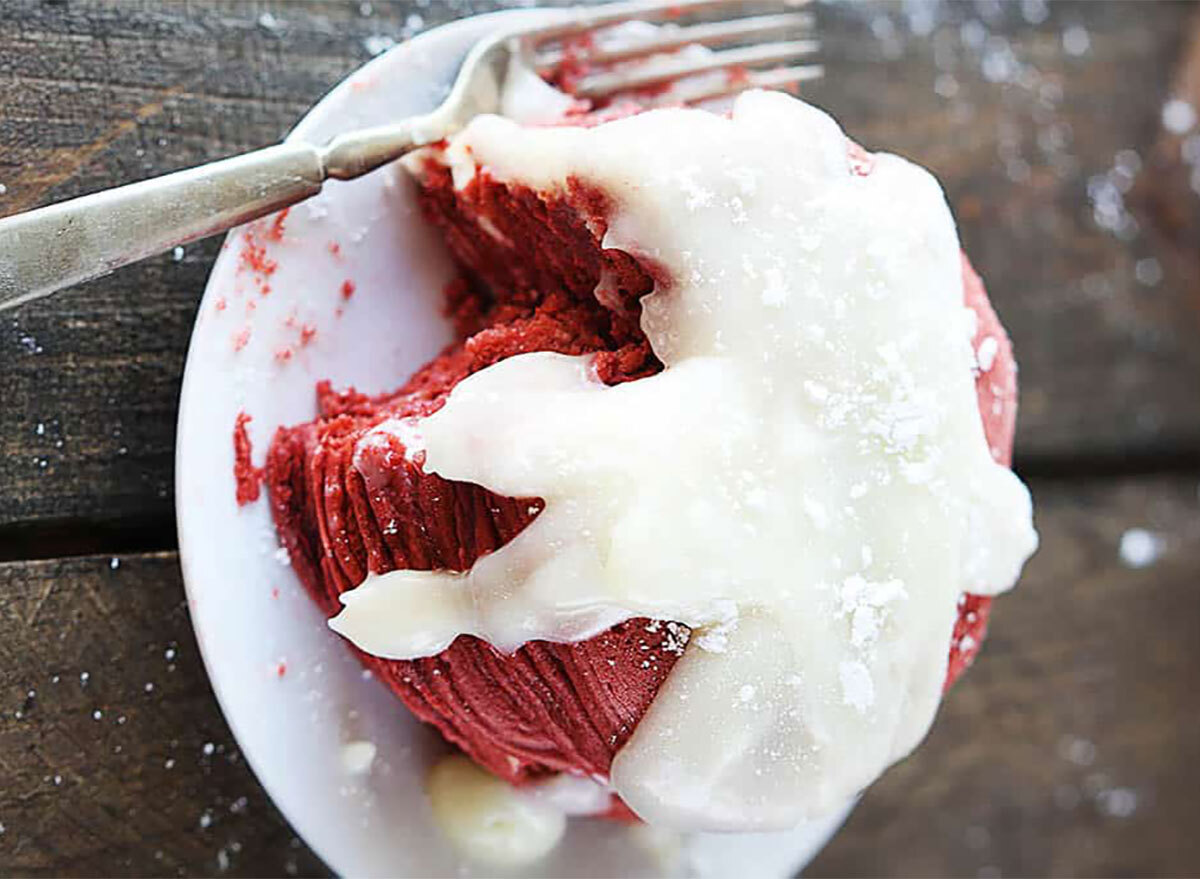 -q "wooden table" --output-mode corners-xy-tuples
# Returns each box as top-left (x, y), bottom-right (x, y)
(2, 1), (1198, 875)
